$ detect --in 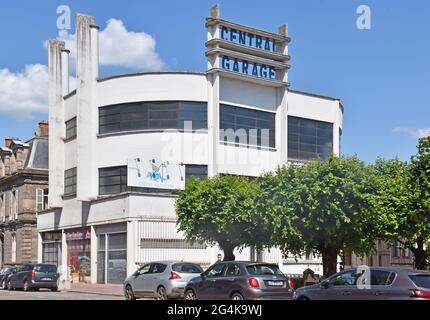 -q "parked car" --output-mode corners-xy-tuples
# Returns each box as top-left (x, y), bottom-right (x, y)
(124, 261), (204, 300)
(7, 263), (59, 292)
(184, 261), (294, 300)
(293, 267), (430, 300)
(0, 266), (18, 290)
